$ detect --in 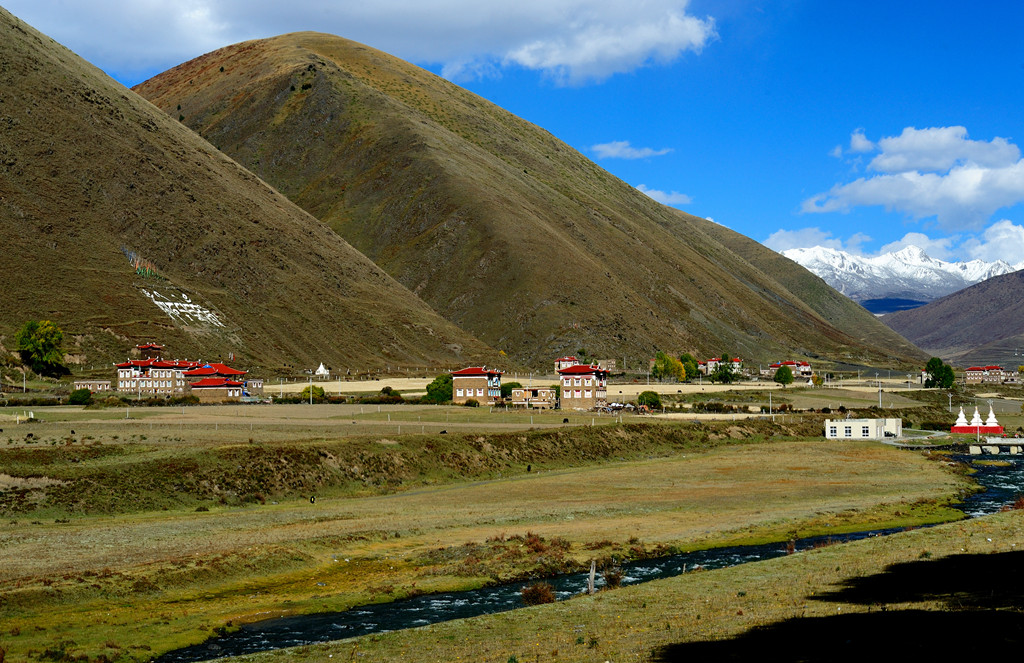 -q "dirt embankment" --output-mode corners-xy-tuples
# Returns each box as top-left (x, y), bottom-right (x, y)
(0, 419), (822, 516)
